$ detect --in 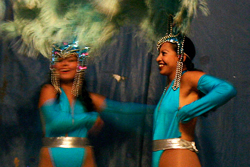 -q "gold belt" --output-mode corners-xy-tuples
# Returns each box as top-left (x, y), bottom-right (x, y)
(42, 137), (91, 148)
(153, 138), (198, 153)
